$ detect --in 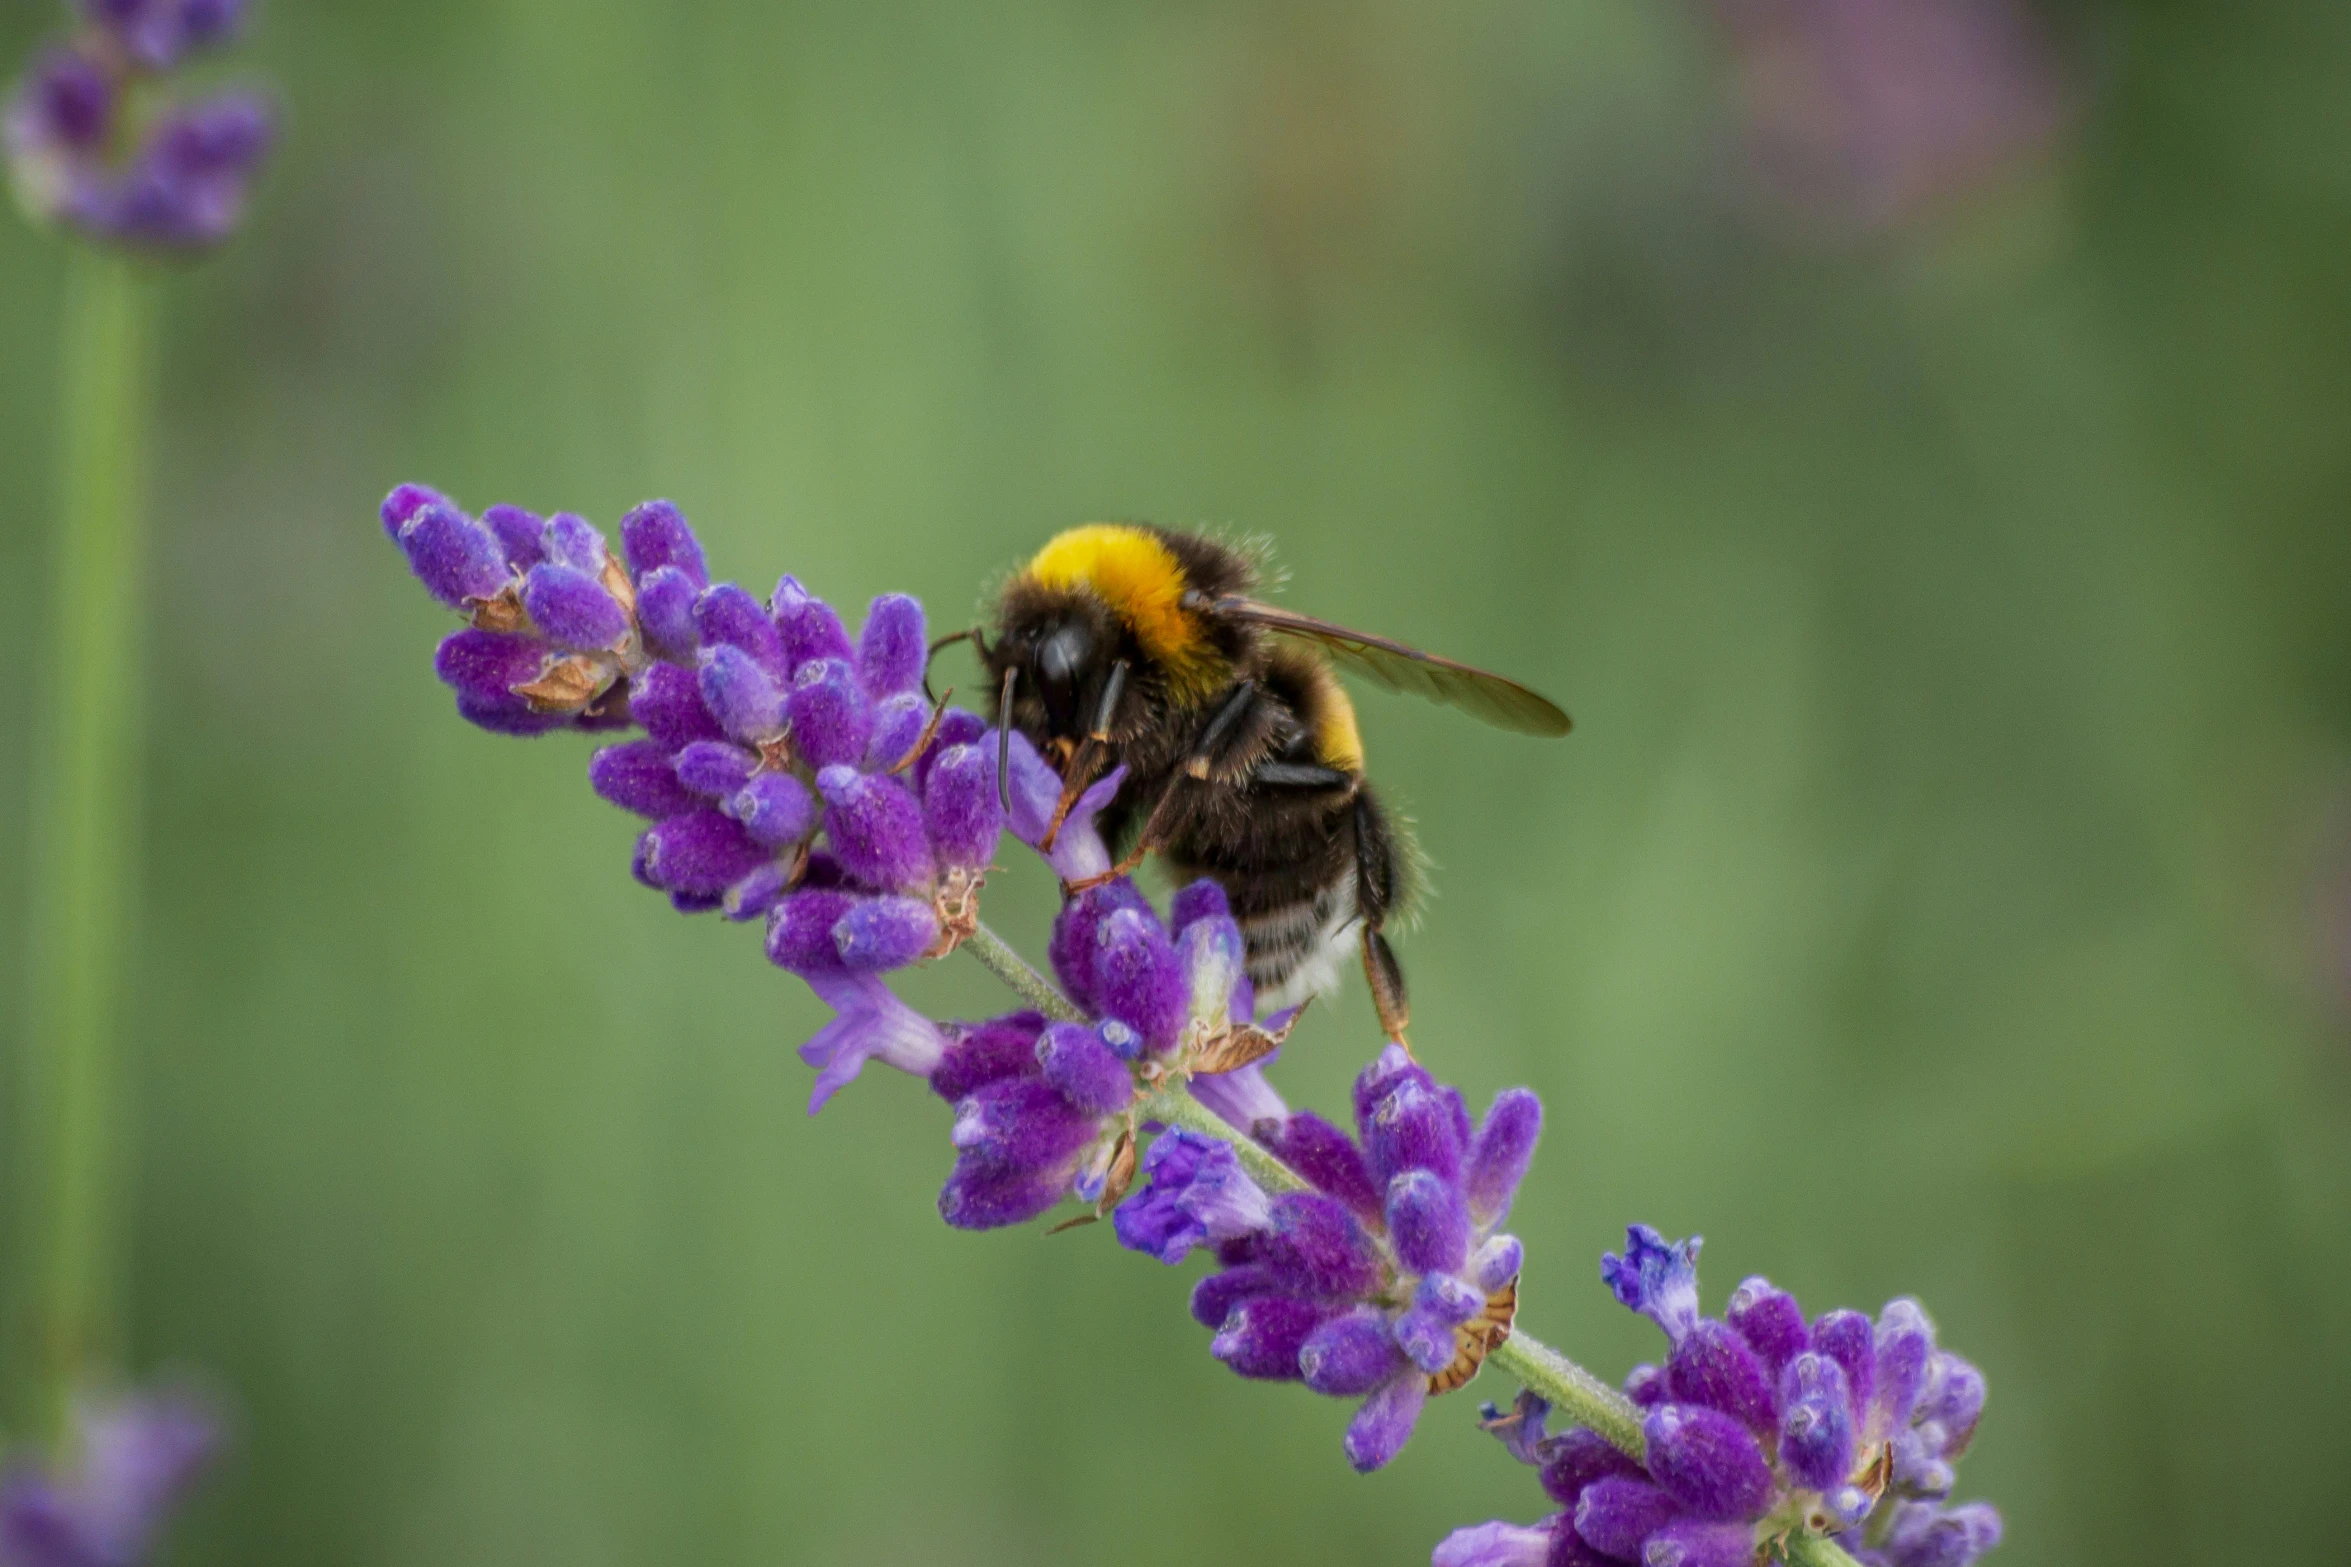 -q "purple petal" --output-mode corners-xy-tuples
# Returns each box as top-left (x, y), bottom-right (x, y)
(938, 1154), (1074, 1231)
(1812, 1310), (1877, 1423)
(796, 970), (947, 1110)
(1342, 1373), (1427, 1473)
(1187, 1061), (1291, 1142)
(1432, 1521), (1556, 1567)
(1048, 878), (1152, 1013)
(1169, 877), (1231, 934)
(950, 1077), (1101, 1173)
(1601, 1225), (1703, 1344)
